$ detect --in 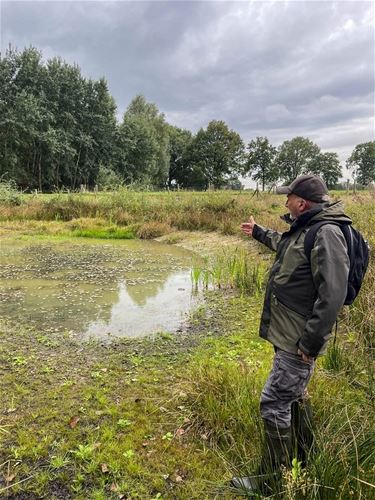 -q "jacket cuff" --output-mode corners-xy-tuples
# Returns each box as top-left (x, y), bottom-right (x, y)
(297, 339), (318, 358)
(252, 224), (263, 241)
